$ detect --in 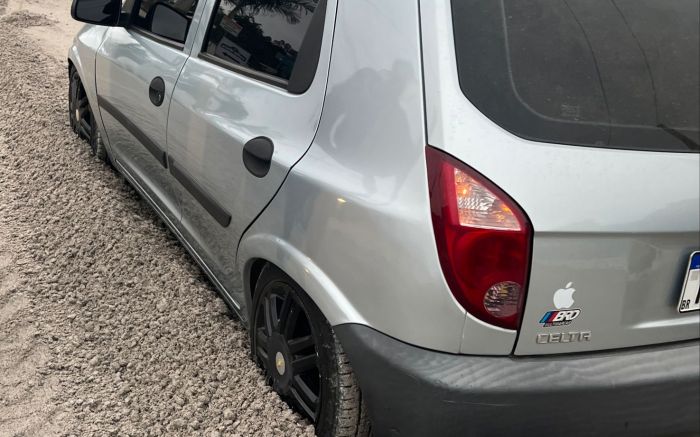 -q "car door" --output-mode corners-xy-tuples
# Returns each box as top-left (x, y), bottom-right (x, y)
(96, 0), (205, 225)
(166, 0), (335, 307)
